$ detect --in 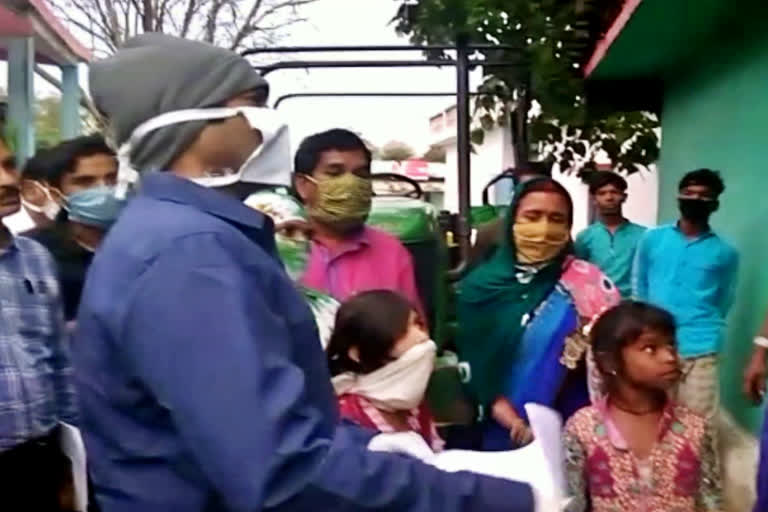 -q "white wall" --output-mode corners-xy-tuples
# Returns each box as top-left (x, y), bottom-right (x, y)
(438, 122), (659, 230)
(553, 168), (591, 236)
(623, 165), (659, 227)
(442, 125), (516, 212)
